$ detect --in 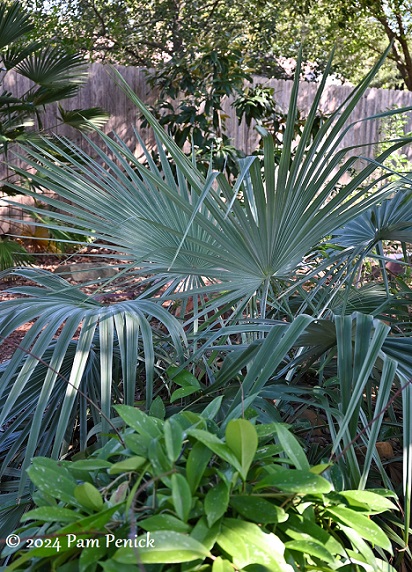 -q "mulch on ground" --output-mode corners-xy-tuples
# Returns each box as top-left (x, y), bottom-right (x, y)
(0, 248), (131, 362)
